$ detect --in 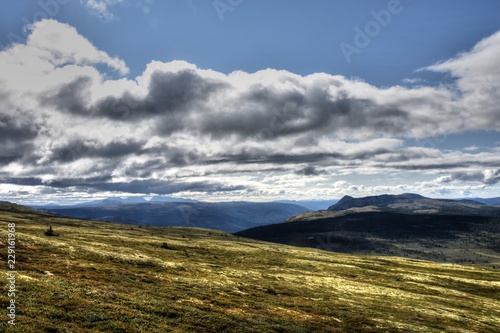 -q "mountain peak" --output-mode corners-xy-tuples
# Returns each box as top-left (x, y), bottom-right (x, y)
(328, 193), (425, 211)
